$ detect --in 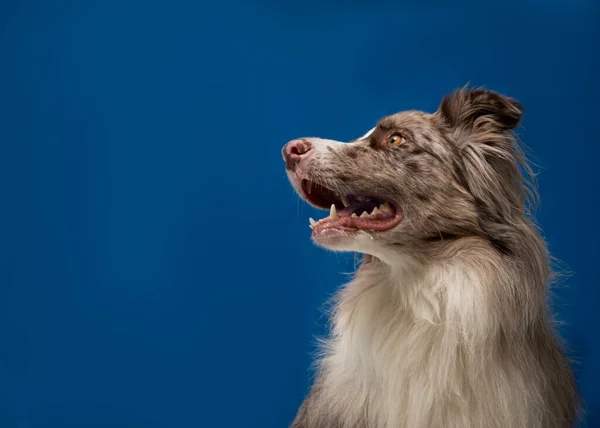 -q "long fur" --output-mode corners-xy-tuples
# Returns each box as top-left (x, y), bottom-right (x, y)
(284, 87), (579, 427)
